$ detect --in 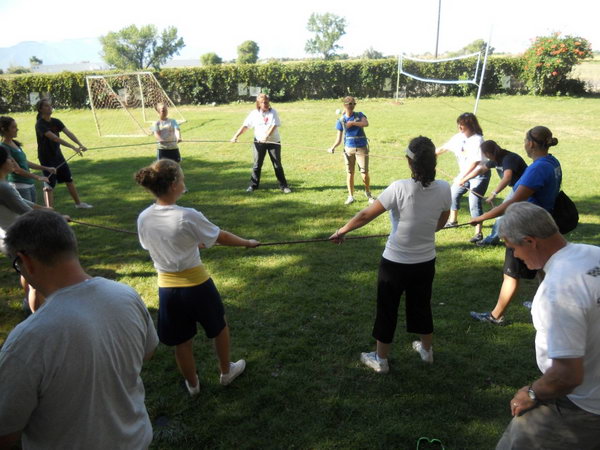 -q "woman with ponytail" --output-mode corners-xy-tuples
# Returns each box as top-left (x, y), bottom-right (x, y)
(330, 136), (451, 373)
(135, 159), (259, 395)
